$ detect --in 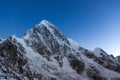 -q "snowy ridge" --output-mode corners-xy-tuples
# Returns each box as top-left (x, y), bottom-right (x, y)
(68, 38), (80, 51)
